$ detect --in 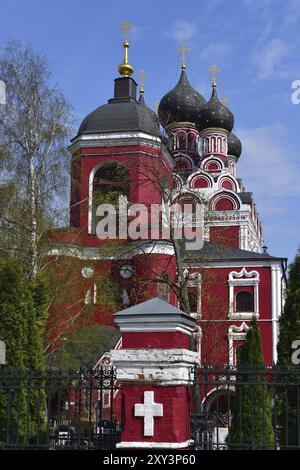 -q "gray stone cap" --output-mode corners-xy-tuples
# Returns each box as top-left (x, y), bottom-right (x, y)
(113, 297), (196, 332)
